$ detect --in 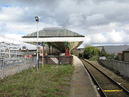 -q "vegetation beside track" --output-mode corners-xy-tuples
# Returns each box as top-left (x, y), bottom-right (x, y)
(0, 65), (74, 97)
(80, 46), (117, 60)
